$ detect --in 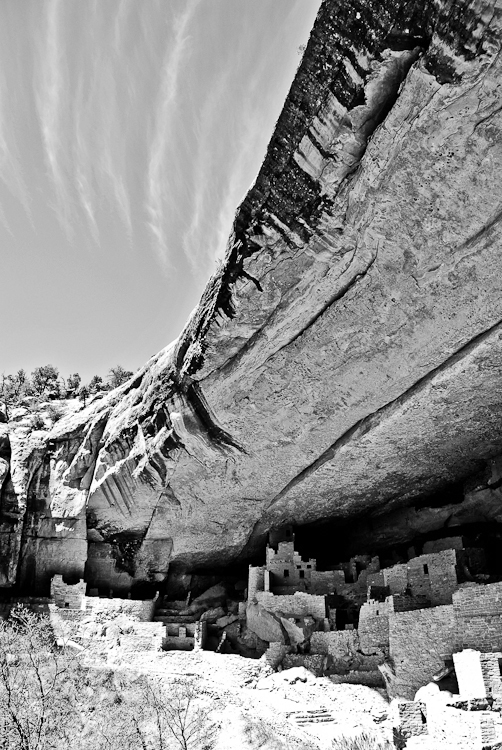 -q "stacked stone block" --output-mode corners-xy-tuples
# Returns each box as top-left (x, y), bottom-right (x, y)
(389, 605), (458, 699)
(51, 576), (86, 609)
(358, 597), (392, 654)
(397, 701), (428, 738)
(454, 582), (502, 652)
